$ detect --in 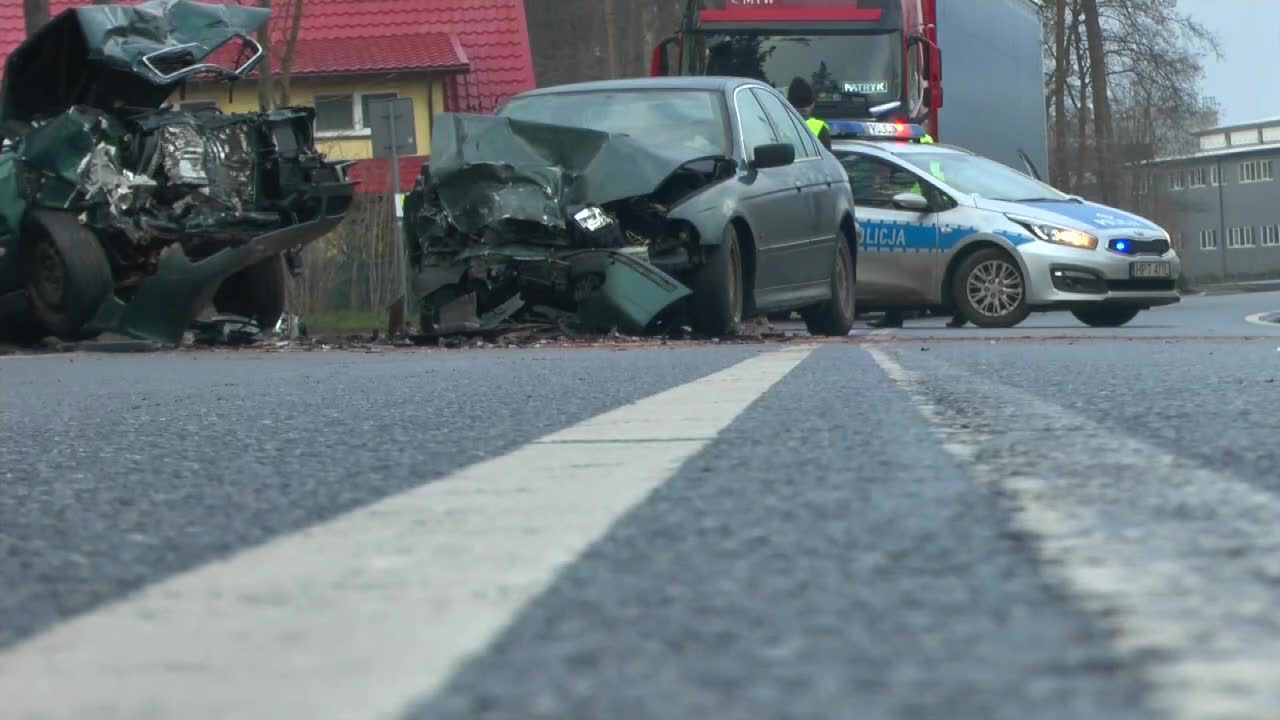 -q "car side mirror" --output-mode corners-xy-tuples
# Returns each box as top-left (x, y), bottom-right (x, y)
(892, 192), (930, 212)
(751, 143), (795, 170)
